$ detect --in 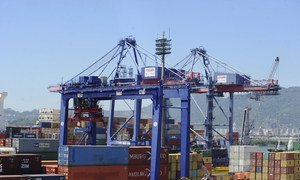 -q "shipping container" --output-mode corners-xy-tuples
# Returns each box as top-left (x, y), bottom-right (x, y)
(0, 175), (28, 179)
(0, 155), (16, 175)
(128, 164), (168, 180)
(128, 146), (168, 165)
(24, 133), (37, 139)
(15, 154), (43, 174)
(13, 139), (59, 153)
(58, 165), (128, 180)
(214, 72), (250, 86)
(141, 66), (162, 79)
(40, 122), (52, 128)
(26, 174), (65, 180)
(58, 145), (129, 166)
